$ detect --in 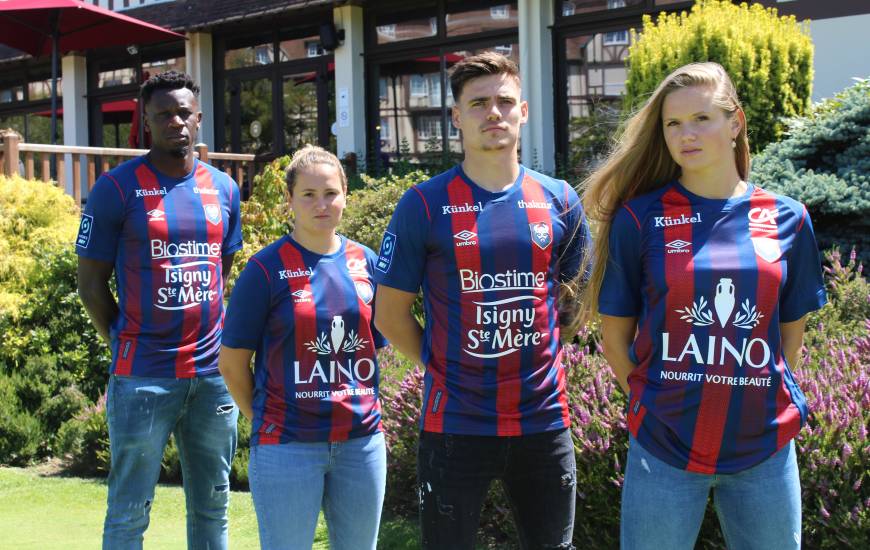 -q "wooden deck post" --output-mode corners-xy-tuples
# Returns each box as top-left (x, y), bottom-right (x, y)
(2, 131), (20, 177)
(196, 143), (208, 163)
